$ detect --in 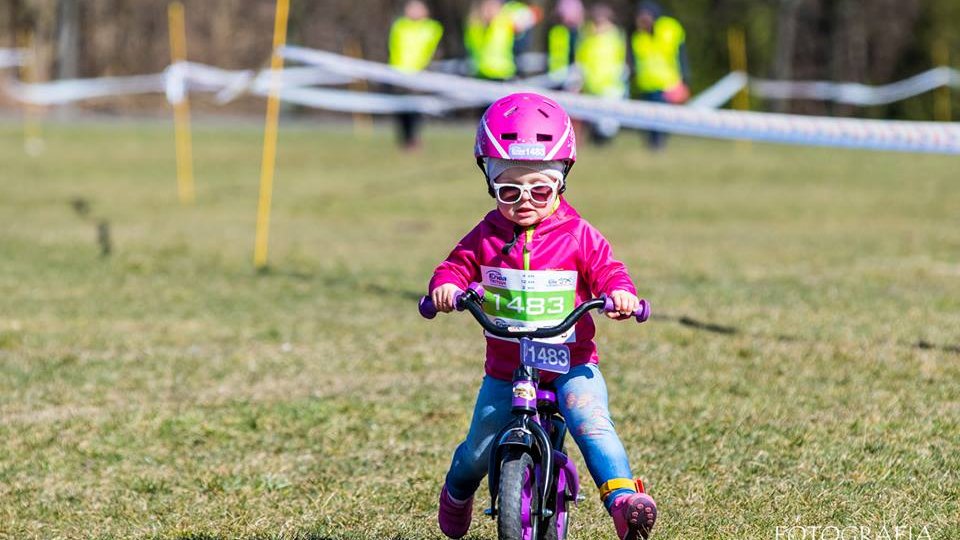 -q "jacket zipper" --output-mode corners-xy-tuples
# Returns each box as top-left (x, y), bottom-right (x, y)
(520, 197), (561, 272)
(523, 227), (533, 271)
